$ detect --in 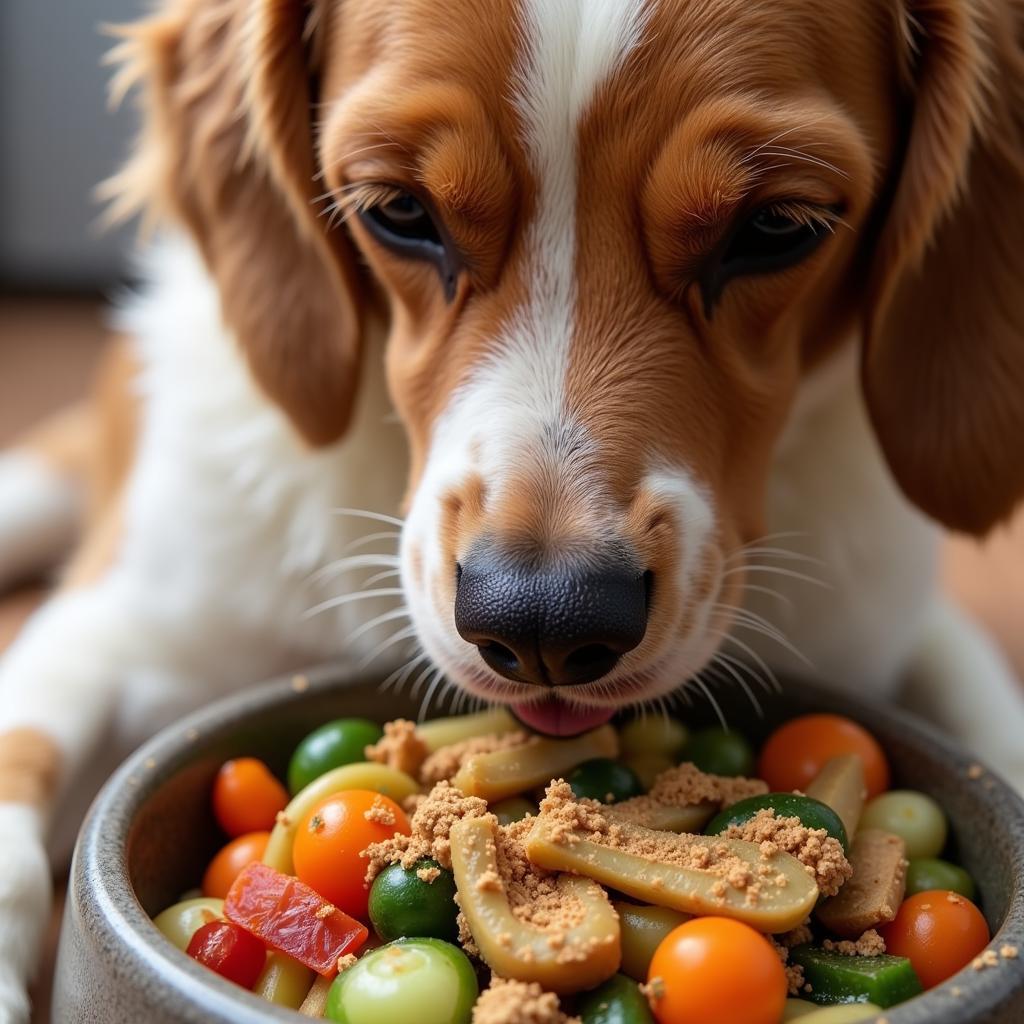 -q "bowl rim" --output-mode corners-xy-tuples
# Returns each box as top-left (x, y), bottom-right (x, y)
(67, 661), (1024, 1023)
